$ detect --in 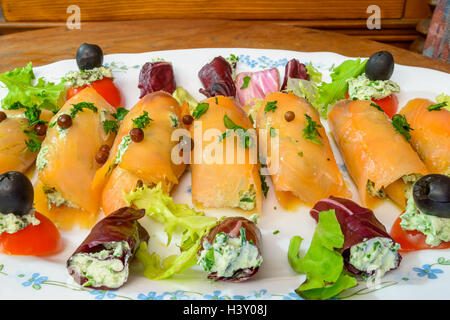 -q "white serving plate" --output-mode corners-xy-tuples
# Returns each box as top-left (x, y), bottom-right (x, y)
(0, 48), (449, 300)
